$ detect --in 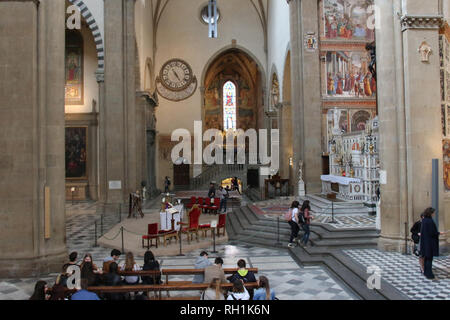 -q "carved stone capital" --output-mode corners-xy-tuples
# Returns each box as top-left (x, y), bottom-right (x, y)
(400, 15), (444, 32)
(95, 69), (105, 83)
